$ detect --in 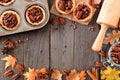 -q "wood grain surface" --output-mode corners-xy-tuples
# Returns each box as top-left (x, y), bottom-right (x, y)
(0, 0), (102, 80)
